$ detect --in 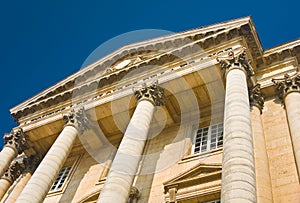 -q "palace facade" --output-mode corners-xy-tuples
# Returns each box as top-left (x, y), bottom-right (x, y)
(0, 17), (300, 203)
